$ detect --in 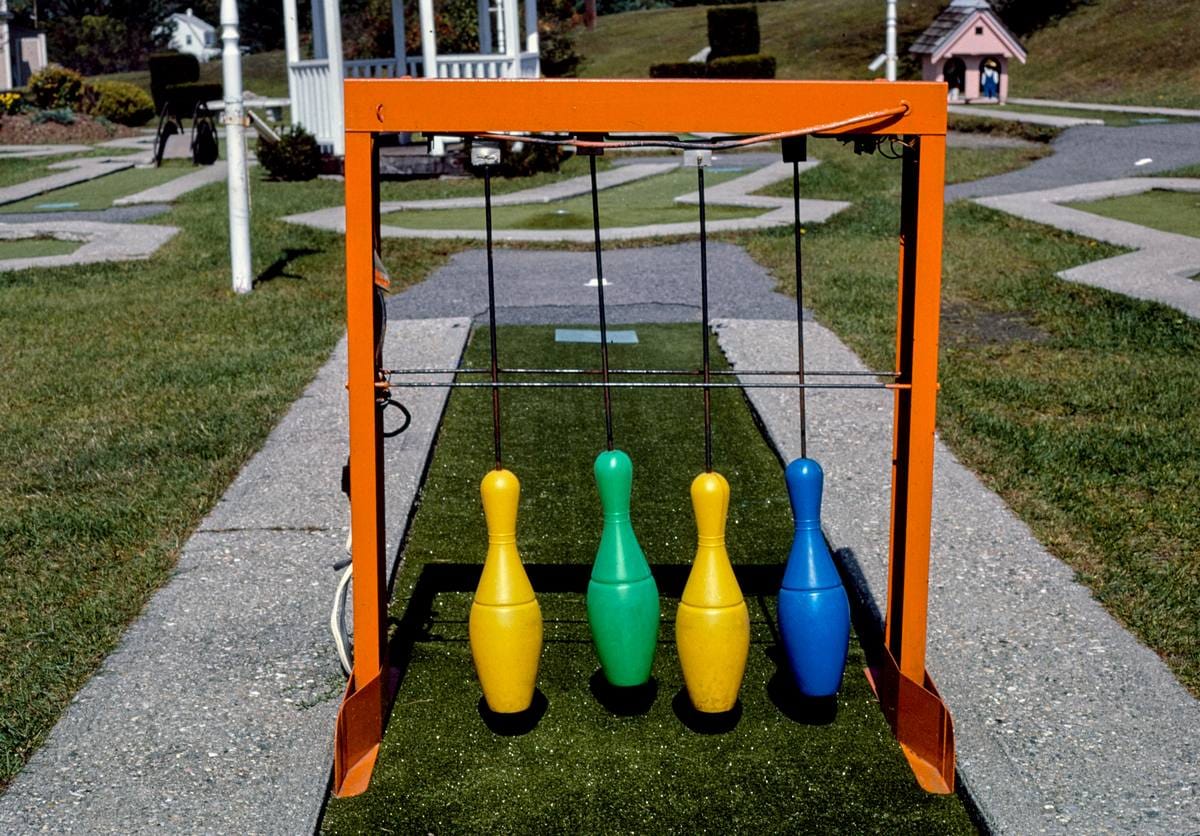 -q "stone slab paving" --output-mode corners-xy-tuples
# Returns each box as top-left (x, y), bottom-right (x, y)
(0, 318), (470, 835)
(948, 104), (1104, 128)
(285, 159), (848, 243)
(975, 177), (1200, 319)
(0, 220), (179, 272)
(0, 158), (135, 207)
(114, 162), (230, 206)
(0, 144), (90, 159)
(715, 317), (1200, 836)
(1007, 98), (1200, 119)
